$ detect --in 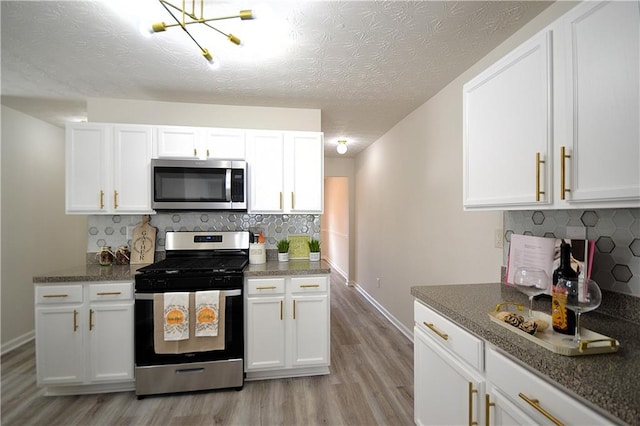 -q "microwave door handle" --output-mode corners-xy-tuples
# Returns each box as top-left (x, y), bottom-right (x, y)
(225, 169), (232, 201)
